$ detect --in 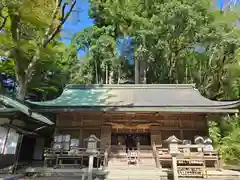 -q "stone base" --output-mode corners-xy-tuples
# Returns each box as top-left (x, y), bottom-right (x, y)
(25, 167), (107, 180)
(167, 168), (240, 180)
(24, 167), (240, 180)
